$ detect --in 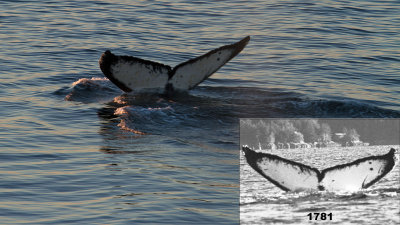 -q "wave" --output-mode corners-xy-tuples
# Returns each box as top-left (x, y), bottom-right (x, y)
(65, 81), (399, 141)
(63, 77), (121, 103)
